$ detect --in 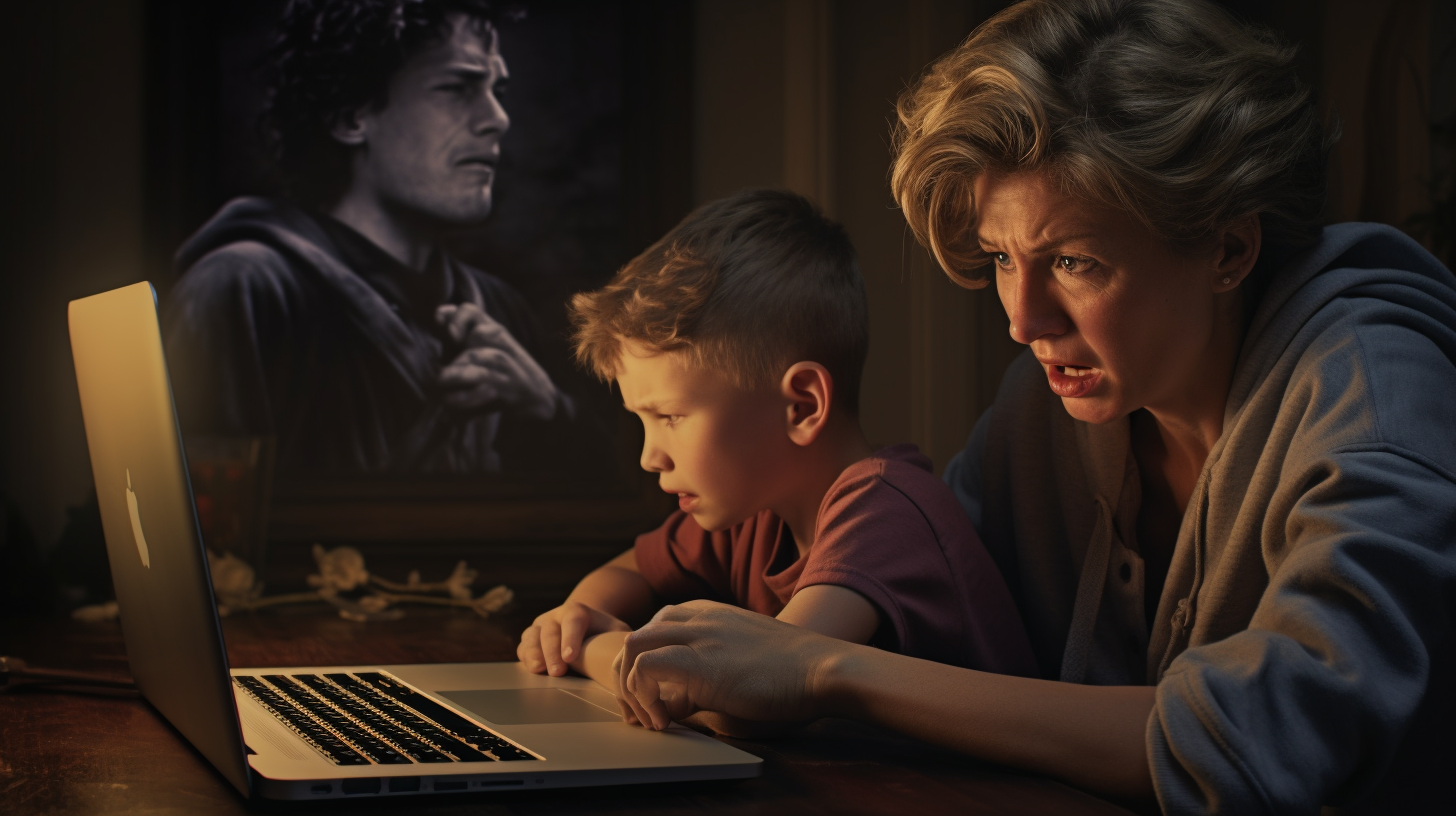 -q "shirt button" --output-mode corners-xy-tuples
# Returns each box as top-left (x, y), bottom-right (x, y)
(1119, 562), (1132, 583)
